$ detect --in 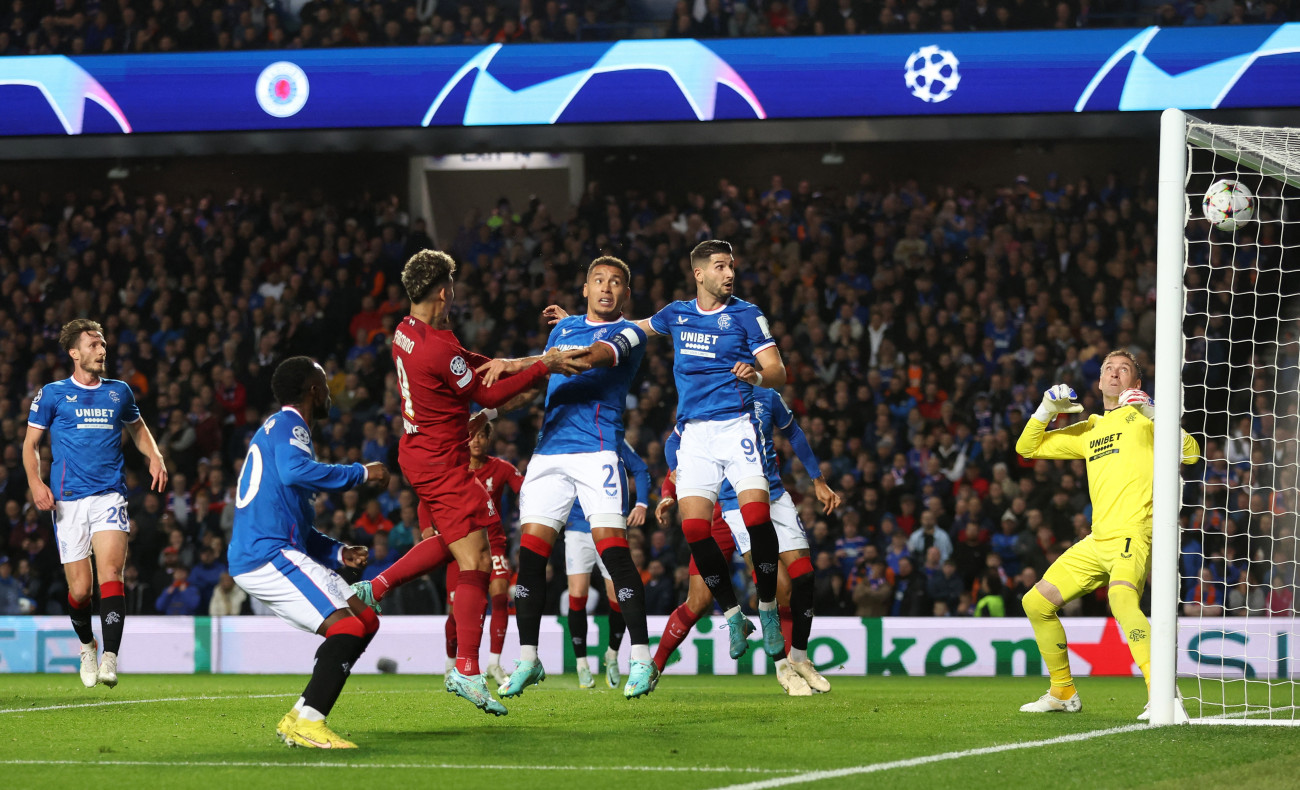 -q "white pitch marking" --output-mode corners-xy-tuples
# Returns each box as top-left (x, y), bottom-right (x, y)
(0, 759), (795, 774)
